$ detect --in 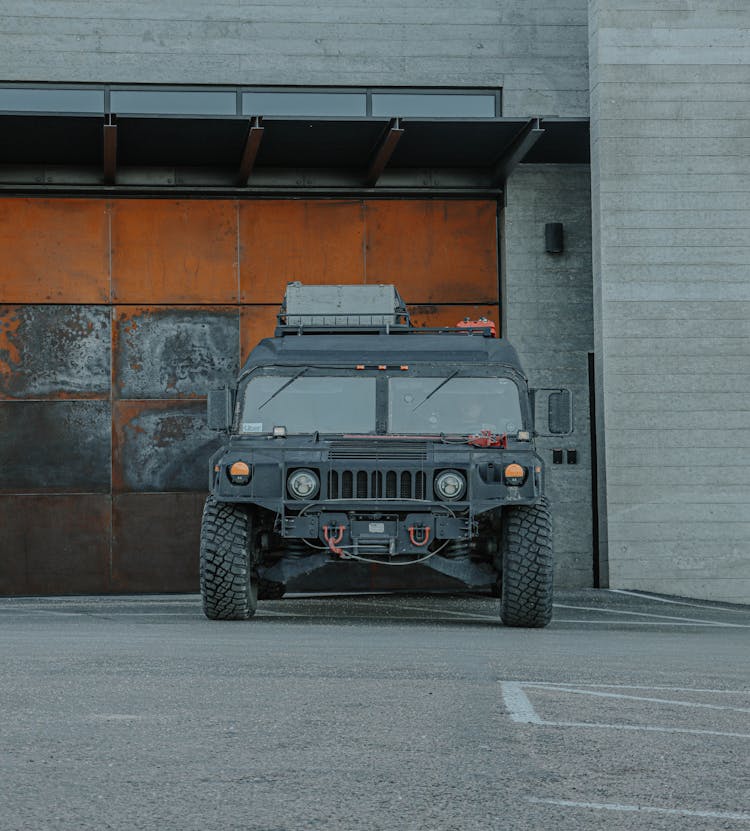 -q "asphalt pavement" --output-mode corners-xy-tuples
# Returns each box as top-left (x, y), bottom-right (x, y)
(0, 589), (748, 831)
